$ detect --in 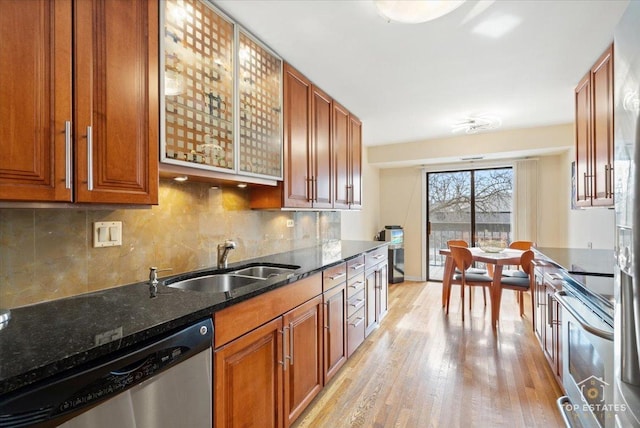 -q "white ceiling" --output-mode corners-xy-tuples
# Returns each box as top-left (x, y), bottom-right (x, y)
(213, 0), (629, 147)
